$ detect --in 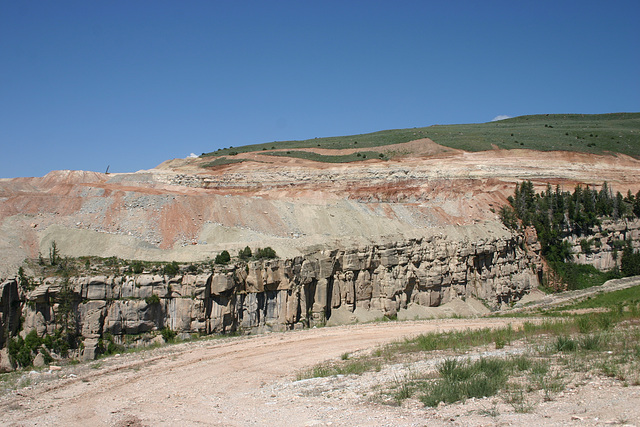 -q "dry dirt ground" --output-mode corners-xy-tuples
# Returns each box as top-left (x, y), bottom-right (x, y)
(1, 317), (638, 426)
